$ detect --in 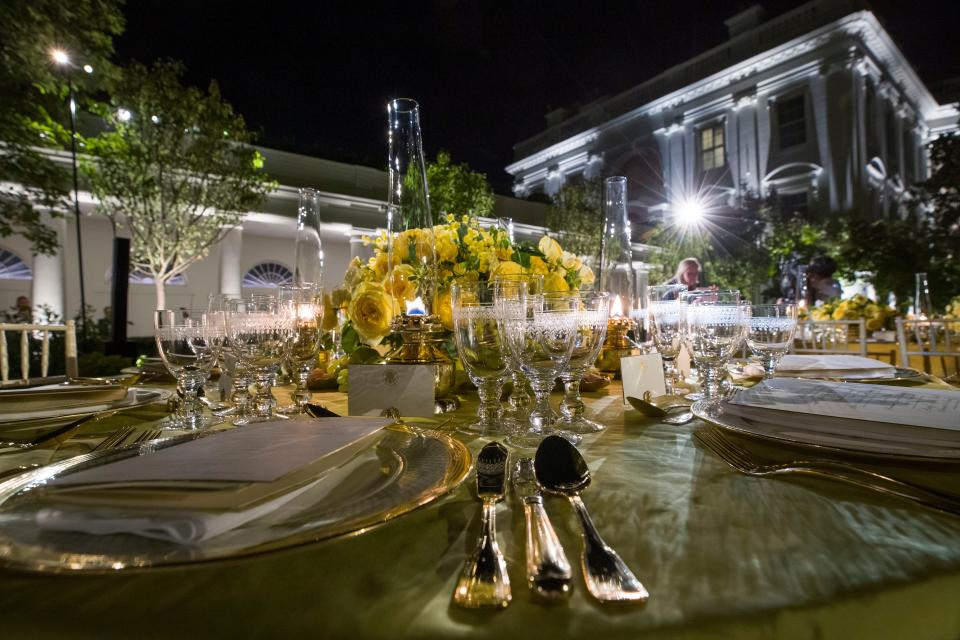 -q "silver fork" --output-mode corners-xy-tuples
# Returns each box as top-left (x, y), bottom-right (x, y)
(694, 427), (960, 516)
(91, 426), (137, 451)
